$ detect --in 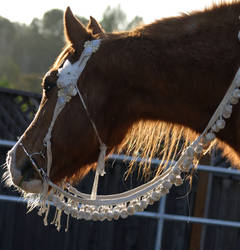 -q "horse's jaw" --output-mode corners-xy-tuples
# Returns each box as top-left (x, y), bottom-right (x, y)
(5, 144), (43, 194)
